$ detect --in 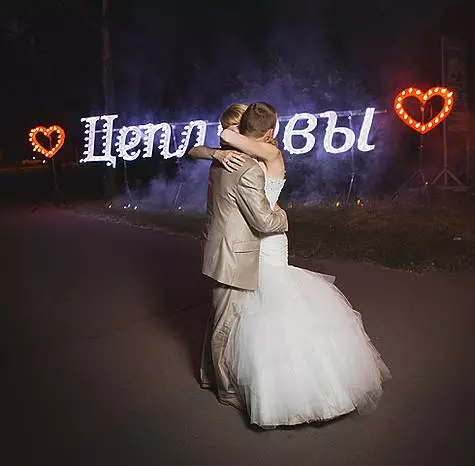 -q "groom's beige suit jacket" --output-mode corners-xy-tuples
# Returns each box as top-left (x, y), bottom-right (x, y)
(202, 155), (288, 291)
